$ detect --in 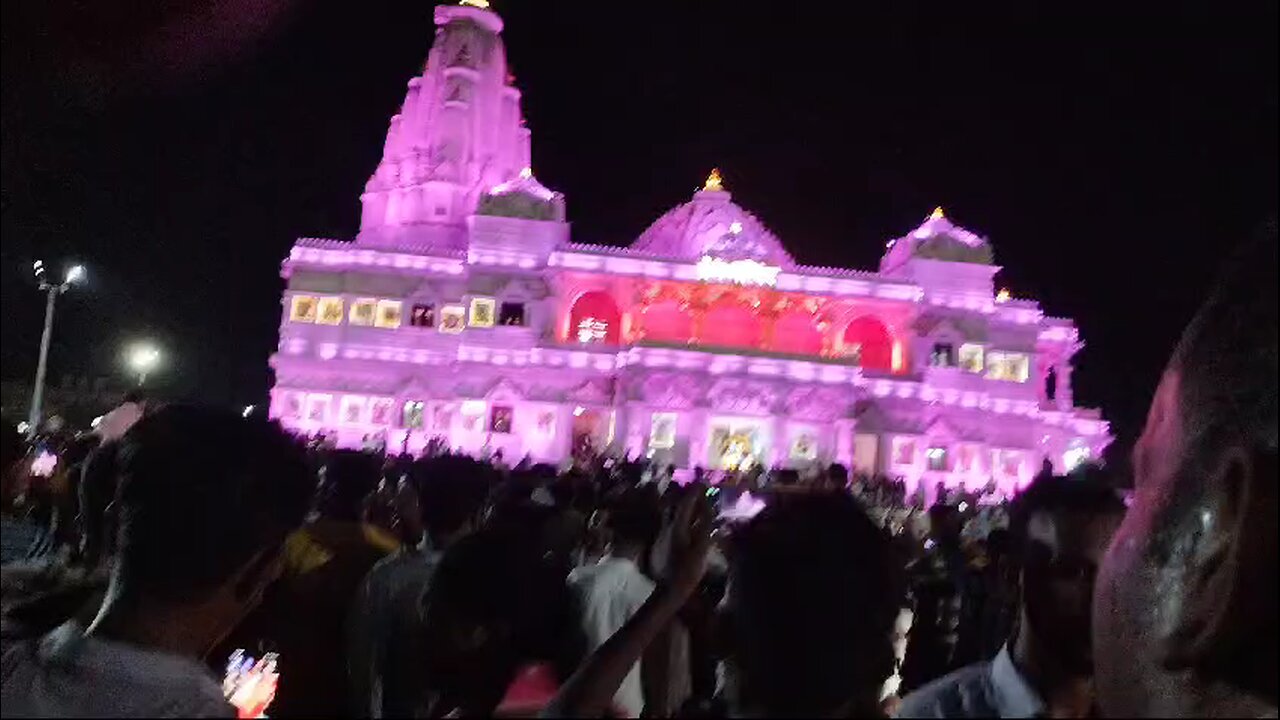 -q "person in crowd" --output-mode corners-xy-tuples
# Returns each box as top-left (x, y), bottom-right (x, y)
(896, 476), (1126, 718)
(566, 490), (662, 717)
(347, 455), (490, 717)
(1092, 229), (1277, 717)
(900, 503), (969, 692)
(417, 524), (583, 717)
(0, 405), (312, 717)
(1, 420), (42, 565)
(548, 491), (905, 718)
(212, 449), (400, 718)
(93, 389), (146, 444)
